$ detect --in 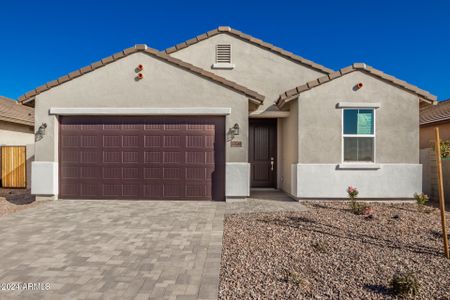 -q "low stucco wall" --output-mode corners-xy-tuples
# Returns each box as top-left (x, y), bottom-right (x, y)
(293, 163), (422, 199)
(32, 52), (252, 198)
